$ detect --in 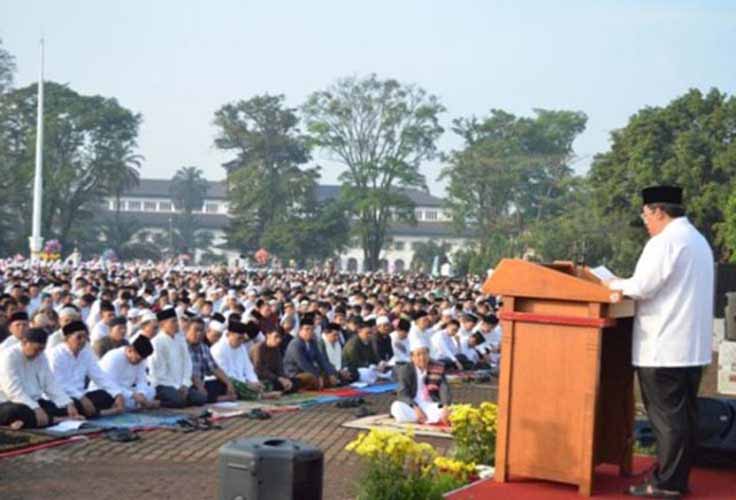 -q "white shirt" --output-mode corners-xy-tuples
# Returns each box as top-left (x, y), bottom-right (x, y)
(430, 330), (460, 362)
(321, 336), (343, 370)
(90, 322), (109, 343)
(389, 331), (410, 365)
(610, 217), (714, 367)
(148, 331), (193, 388)
(211, 339), (259, 384)
(0, 345), (72, 410)
(408, 324), (431, 348)
(94, 346), (152, 400)
(46, 330), (65, 353)
(0, 335), (20, 351)
(47, 344), (122, 399)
